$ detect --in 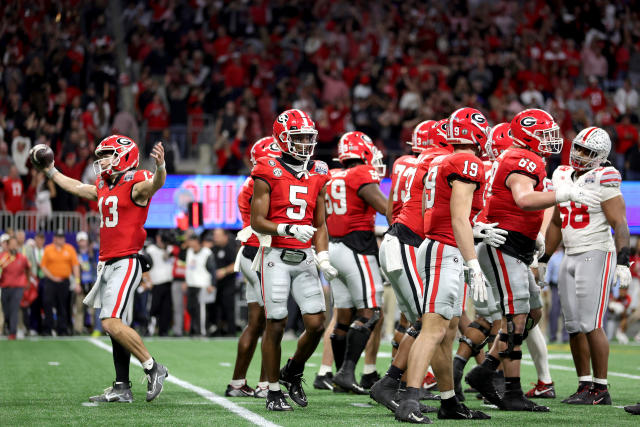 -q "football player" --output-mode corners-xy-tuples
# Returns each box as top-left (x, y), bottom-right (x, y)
(250, 109), (338, 411)
(372, 119), (453, 412)
(34, 136), (168, 403)
(539, 126), (631, 405)
(466, 109), (600, 412)
(395, 108), (492, 423)
(226, 137), (280, 398)
(324, 131), (388, 393)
